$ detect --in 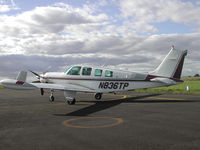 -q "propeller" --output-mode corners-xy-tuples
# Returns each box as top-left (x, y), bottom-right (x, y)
(29, 70), (48, 83)
(29, 66), (51, 79)
(29, 70), (41, 79)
